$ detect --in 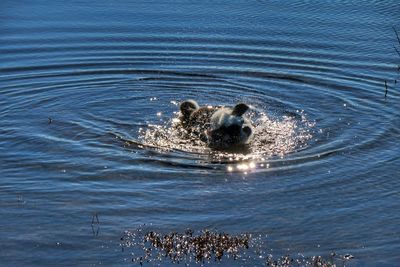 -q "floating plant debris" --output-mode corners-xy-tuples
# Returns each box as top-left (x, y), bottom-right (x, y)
(121, 228), (250, 265)
(120, 227), (353, 266)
